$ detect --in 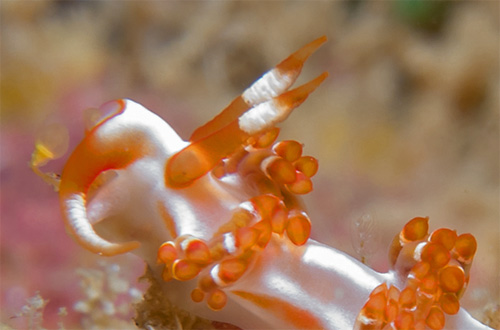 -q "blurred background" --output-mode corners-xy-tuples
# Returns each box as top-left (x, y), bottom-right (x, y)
(1, 1), (498, 329)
